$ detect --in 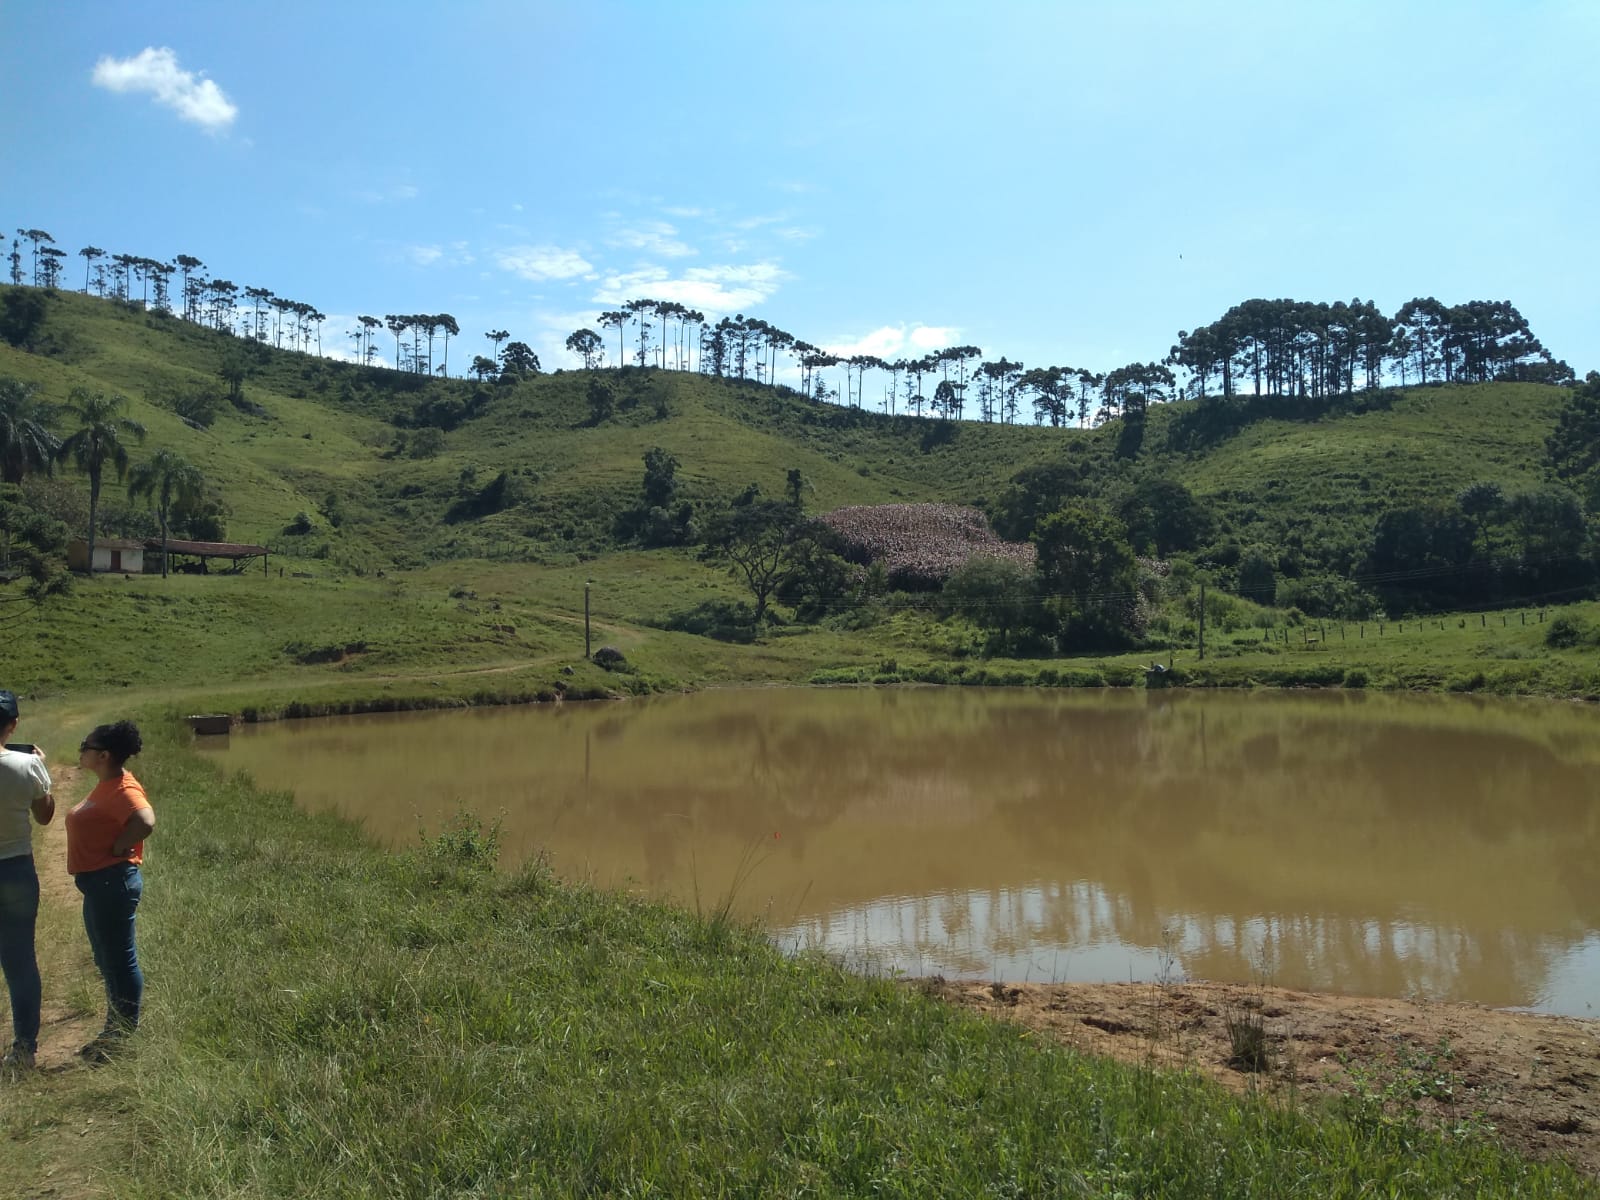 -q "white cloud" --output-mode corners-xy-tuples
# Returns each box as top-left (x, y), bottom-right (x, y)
(910, 325), (958, 350)
(91, 47), (237, 132)
(402, 241), (475, 269)
(776, 226), (820, 242)
(607, 220), (695, 259)
(496, 244), (593, 281)
(826, 323), (960, 360)
(355, 183), (419, 204)
(592, 263), (785, 314)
